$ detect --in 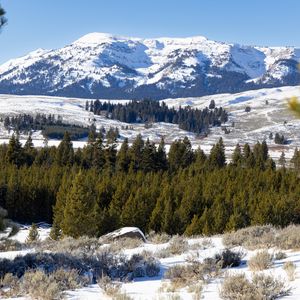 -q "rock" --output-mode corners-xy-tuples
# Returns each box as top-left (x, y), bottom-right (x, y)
(100, 227), (146, 243)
